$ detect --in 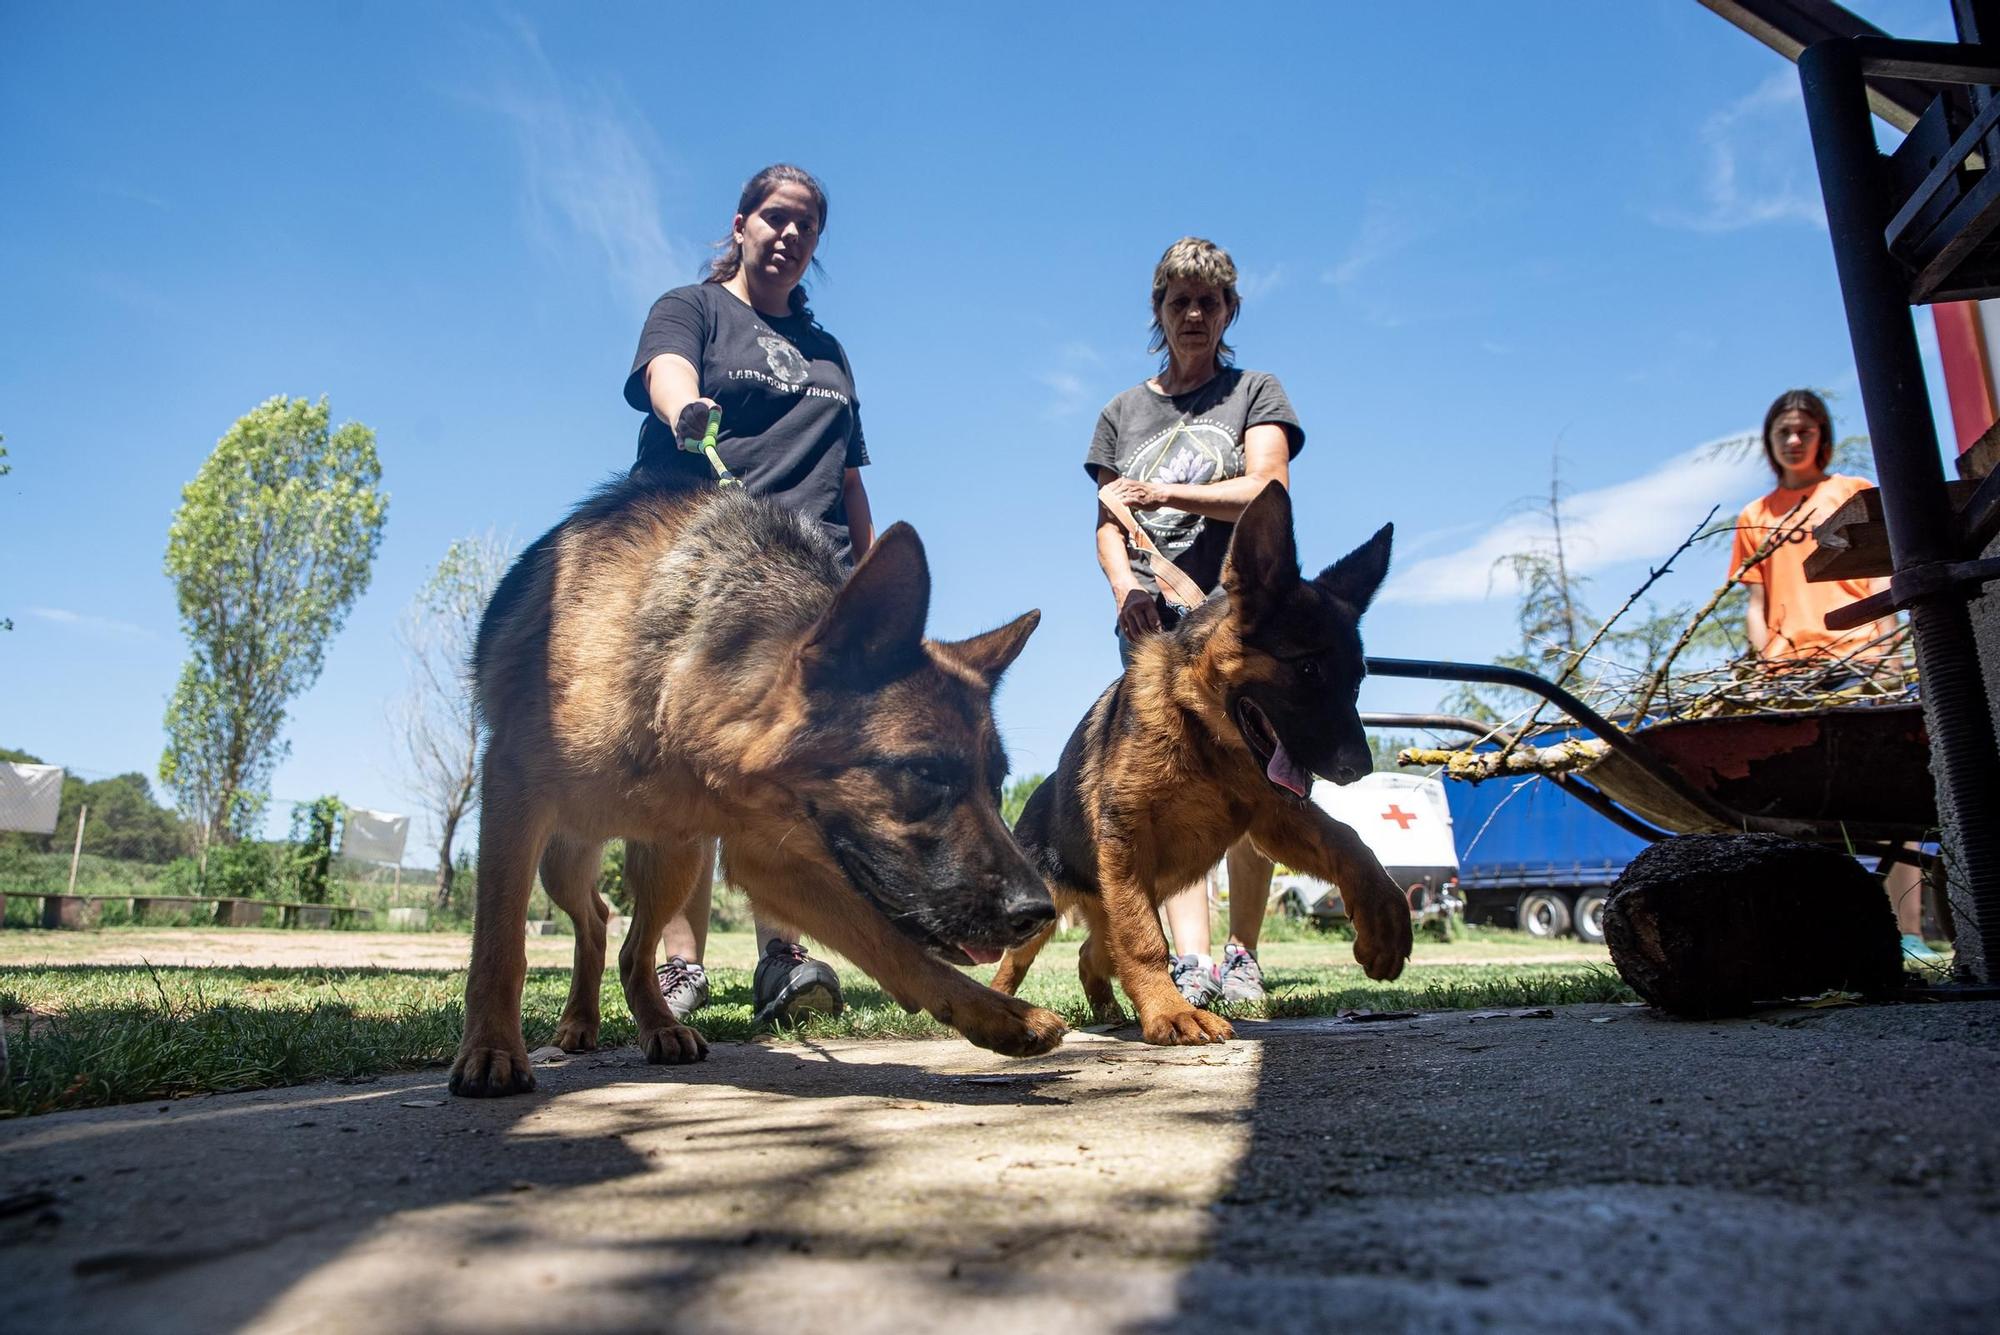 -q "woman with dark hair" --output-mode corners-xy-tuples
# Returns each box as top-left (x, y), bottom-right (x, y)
(1729, 388), (1935, 961)
(1728, 388), (1886, 663)
(1088, 236), (1306, 1012)
(622, 163), (873, 1025)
